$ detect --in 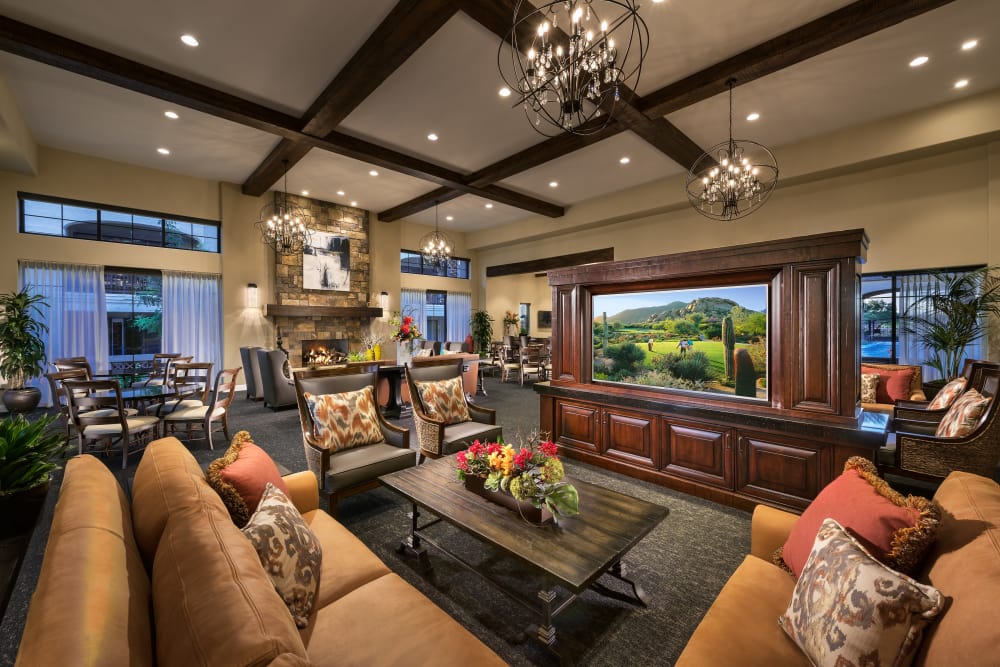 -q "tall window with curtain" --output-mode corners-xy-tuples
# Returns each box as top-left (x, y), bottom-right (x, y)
(446, 291), (472, 342)
(400, 288), (427, 339)
(19, 261), (108, 406)
(161, 271), (223, 375)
